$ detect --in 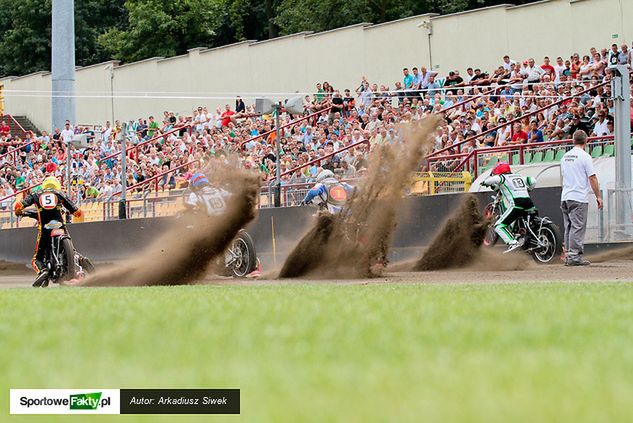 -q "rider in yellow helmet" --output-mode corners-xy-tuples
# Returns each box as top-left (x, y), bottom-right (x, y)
(14, 175), (82, 286)
(41, 176), (62, 191)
